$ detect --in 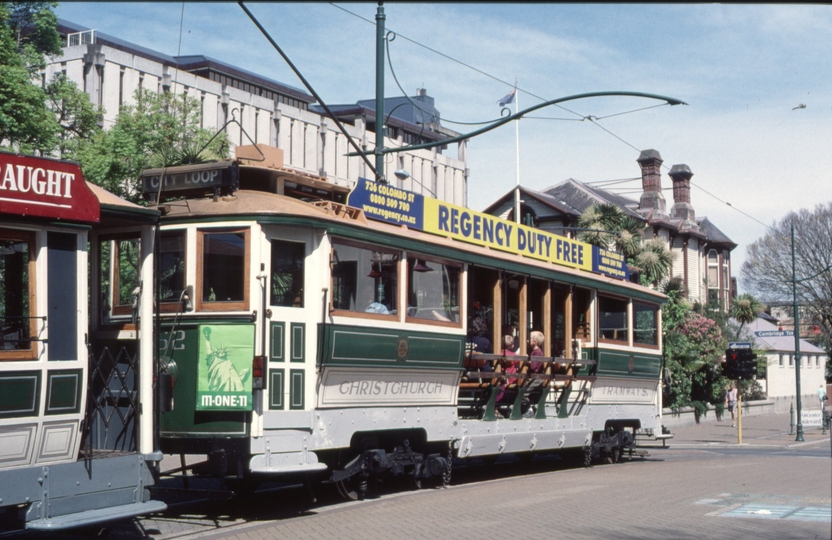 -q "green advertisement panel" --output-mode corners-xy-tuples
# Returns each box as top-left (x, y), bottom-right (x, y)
(196, 324), (255, 411)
